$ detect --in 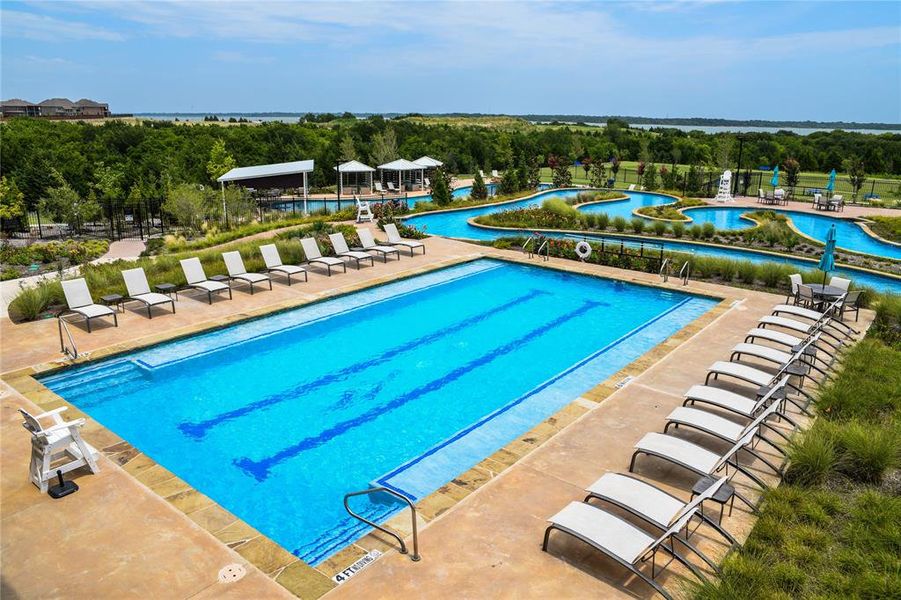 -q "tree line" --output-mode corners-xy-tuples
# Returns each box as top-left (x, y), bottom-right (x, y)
(1, 115), (899, 215)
